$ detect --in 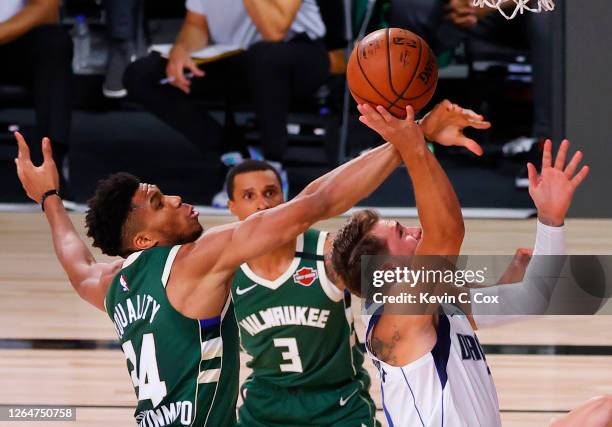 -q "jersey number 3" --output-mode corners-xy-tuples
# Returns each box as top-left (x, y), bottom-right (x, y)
(273, 337), (303, 373)
(123, 333), (168, 406)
